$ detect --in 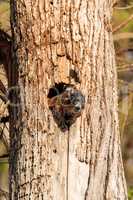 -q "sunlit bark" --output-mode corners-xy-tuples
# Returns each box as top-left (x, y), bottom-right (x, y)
(9, 0), (127, 199)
